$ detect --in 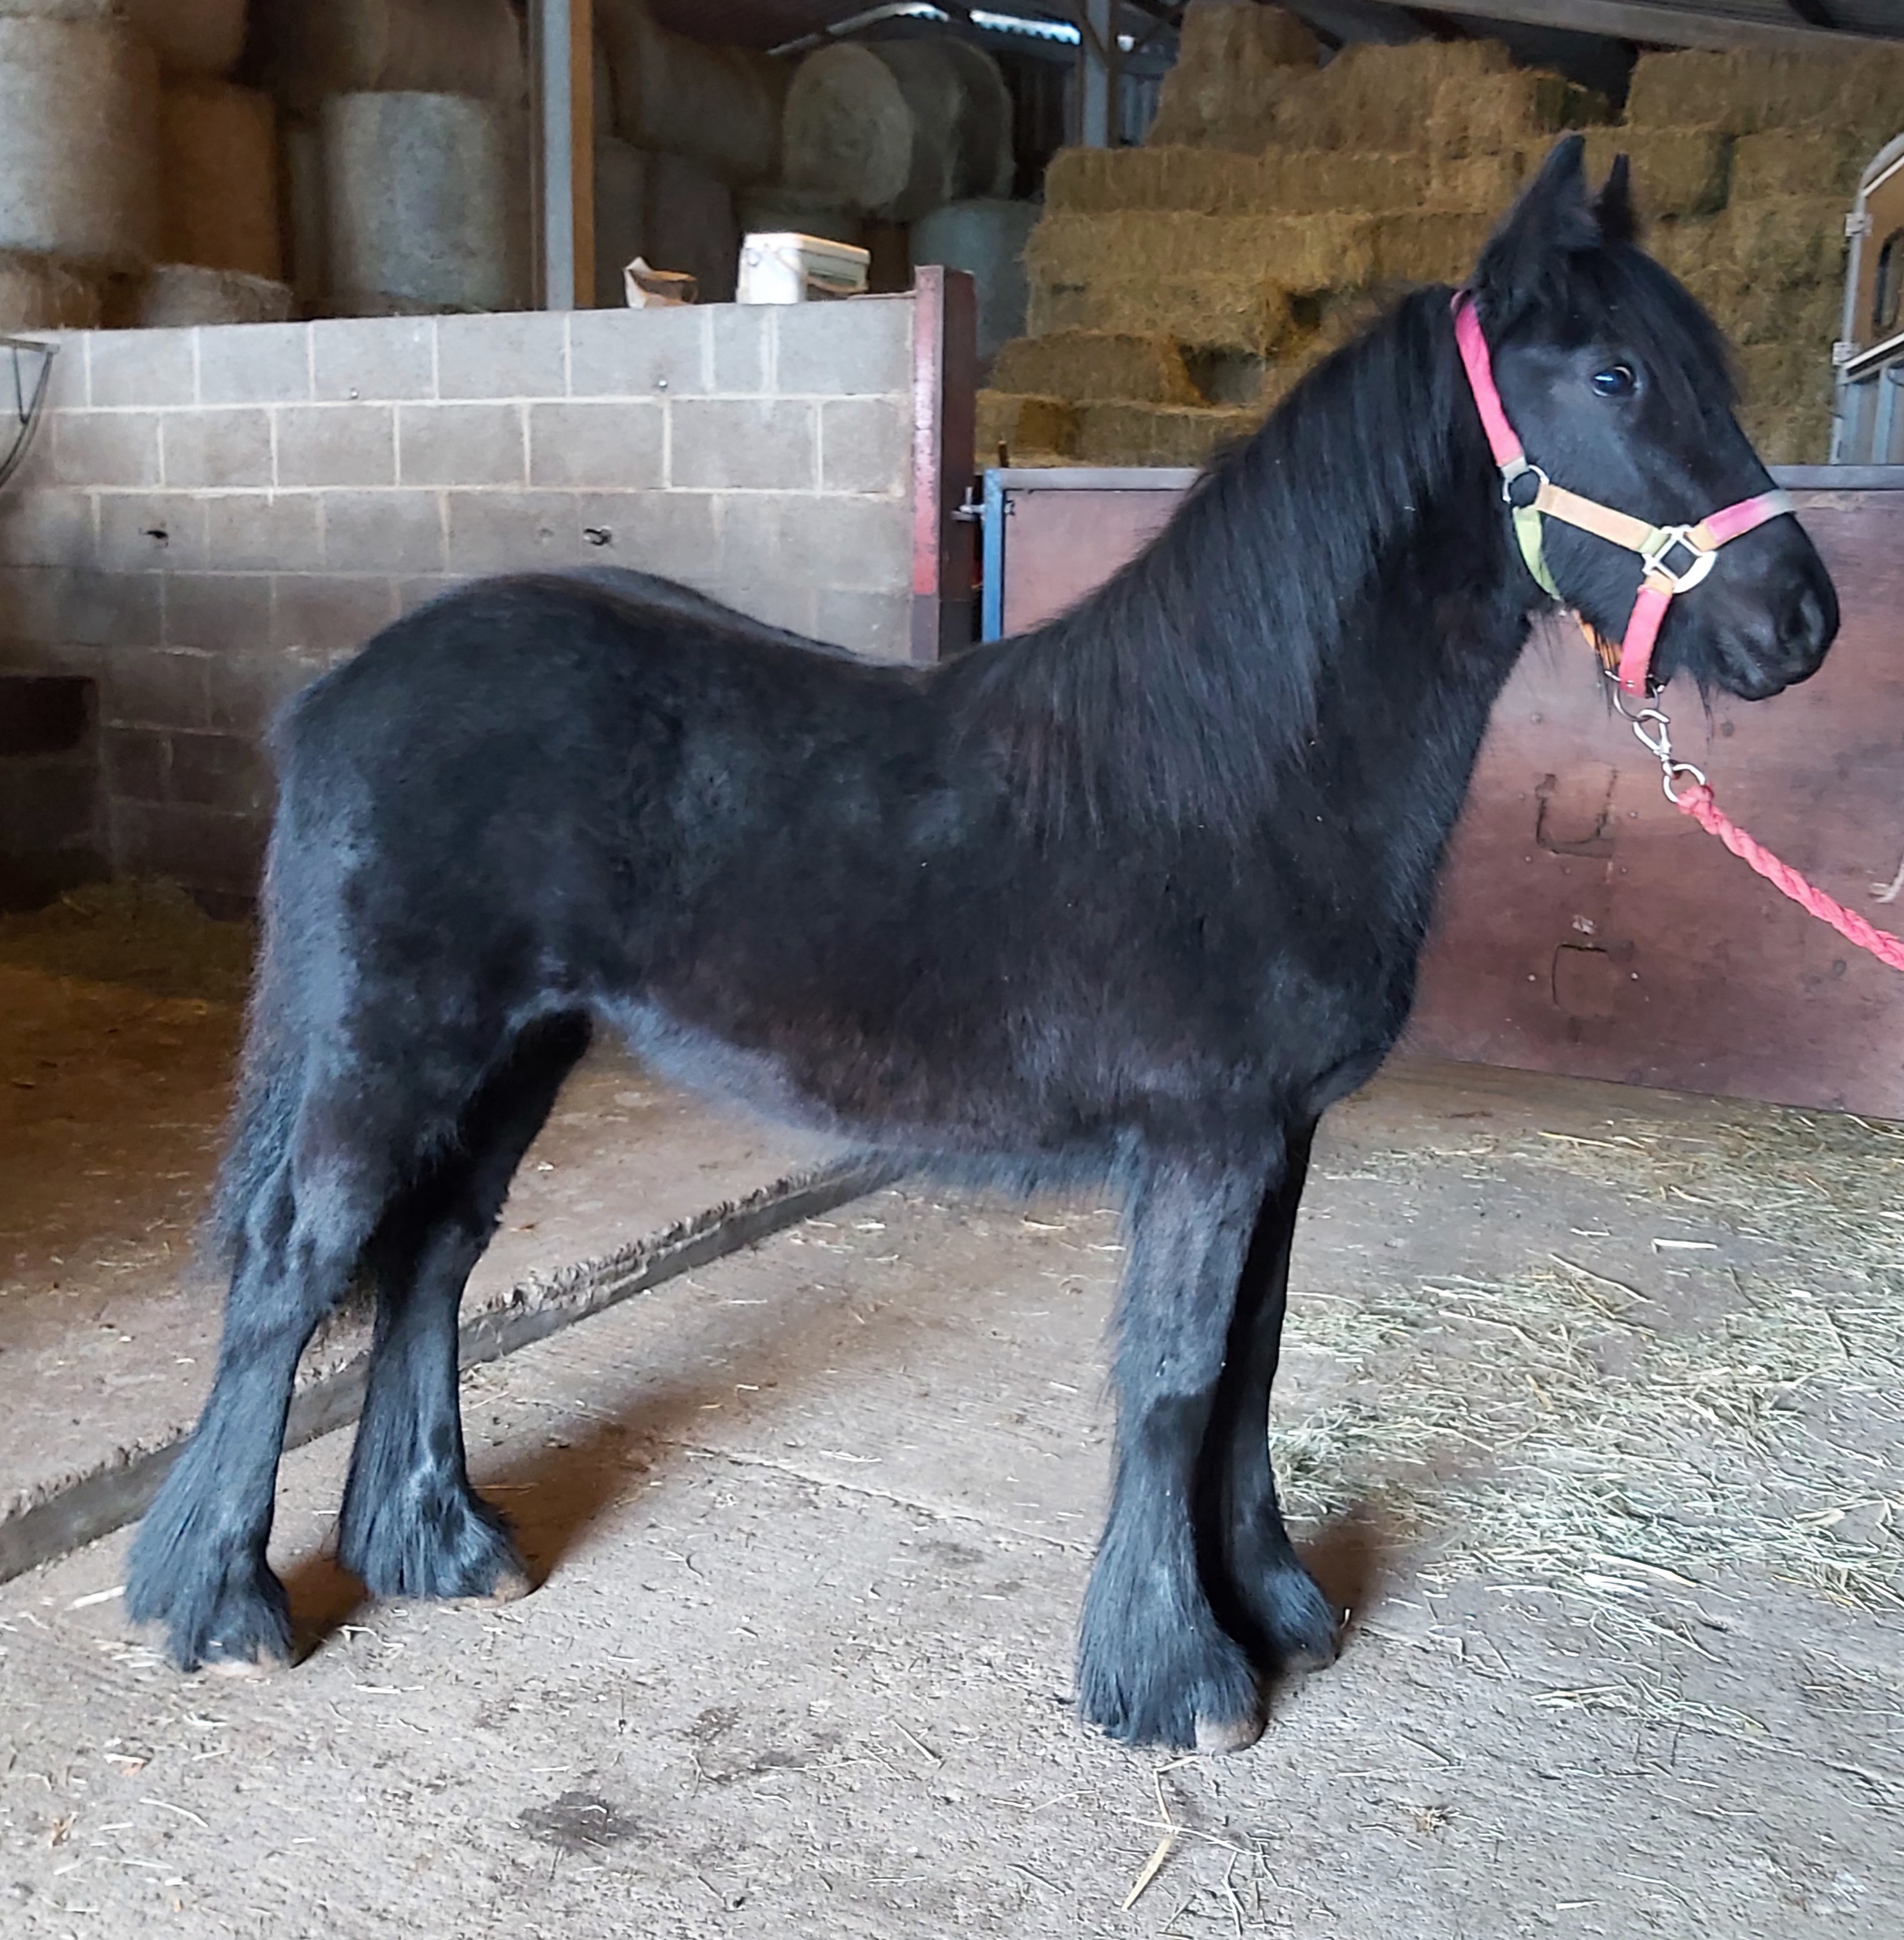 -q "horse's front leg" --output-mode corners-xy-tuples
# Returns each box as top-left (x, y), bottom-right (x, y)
(1077, 1152), (1280, 1752)
(1201, 1121), (1339, 1681)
